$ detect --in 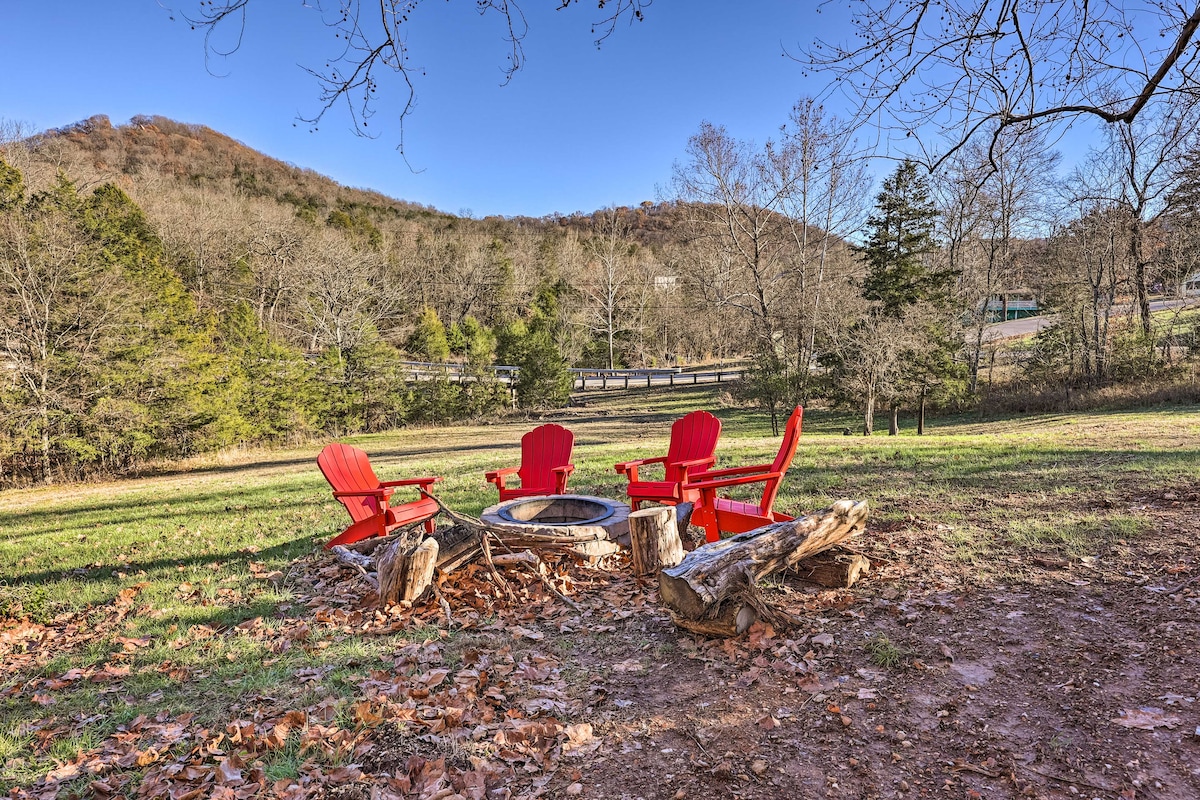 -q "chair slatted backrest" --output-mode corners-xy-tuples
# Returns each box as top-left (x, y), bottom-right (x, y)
(317, 443), (383, 522)
(664, 410), (722, 484)
(760, 406), (804, 512)
(518, 424), (574, 491)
